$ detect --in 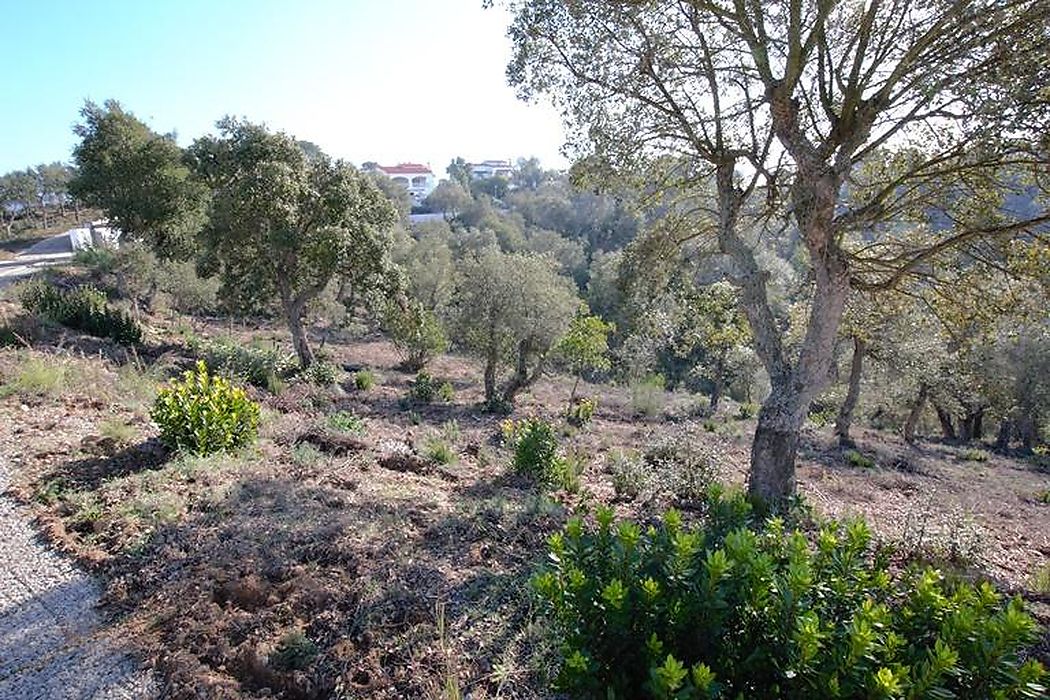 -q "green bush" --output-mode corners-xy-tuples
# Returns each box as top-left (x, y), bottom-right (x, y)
(566, 397), (597, 427)
(437, 380), (455, 403)
(425, 436), (457, 465)
(270, 631), (318, 671)
(844, 449), (876, 469)
(736, 401), (758, 420)
(509, 417), (578, 490)
(151, 361), (260, 456)
(192, 337), (296, 391)
(302, 358), (337, 386)
(607, 427), (717, 503)
(20, 280), (141, 345)
(353, 369), (376, 390)
(959, 447), (990, 463)
(533, 493), (1047, 699)
(383, 301), (447, 371)
(409, 370), (437, 402)
(327, 410), (364, 435)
